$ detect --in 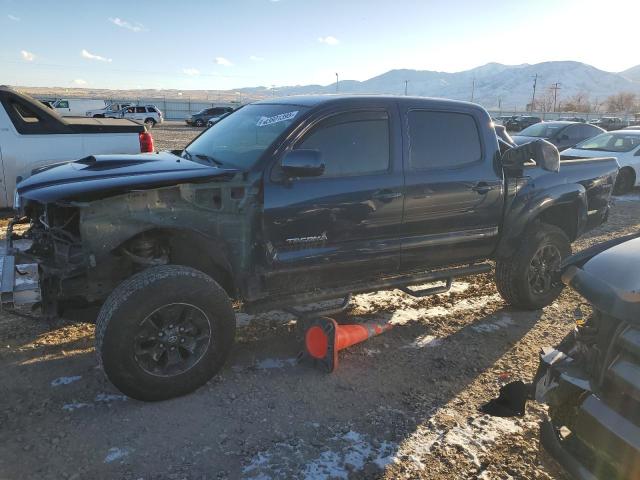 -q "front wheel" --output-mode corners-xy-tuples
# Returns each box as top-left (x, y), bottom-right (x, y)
(95, 265), (236, 401)
(194, 119), (205, 127)
(144, 118), (157, 128)
(495, 222), (571, 310)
